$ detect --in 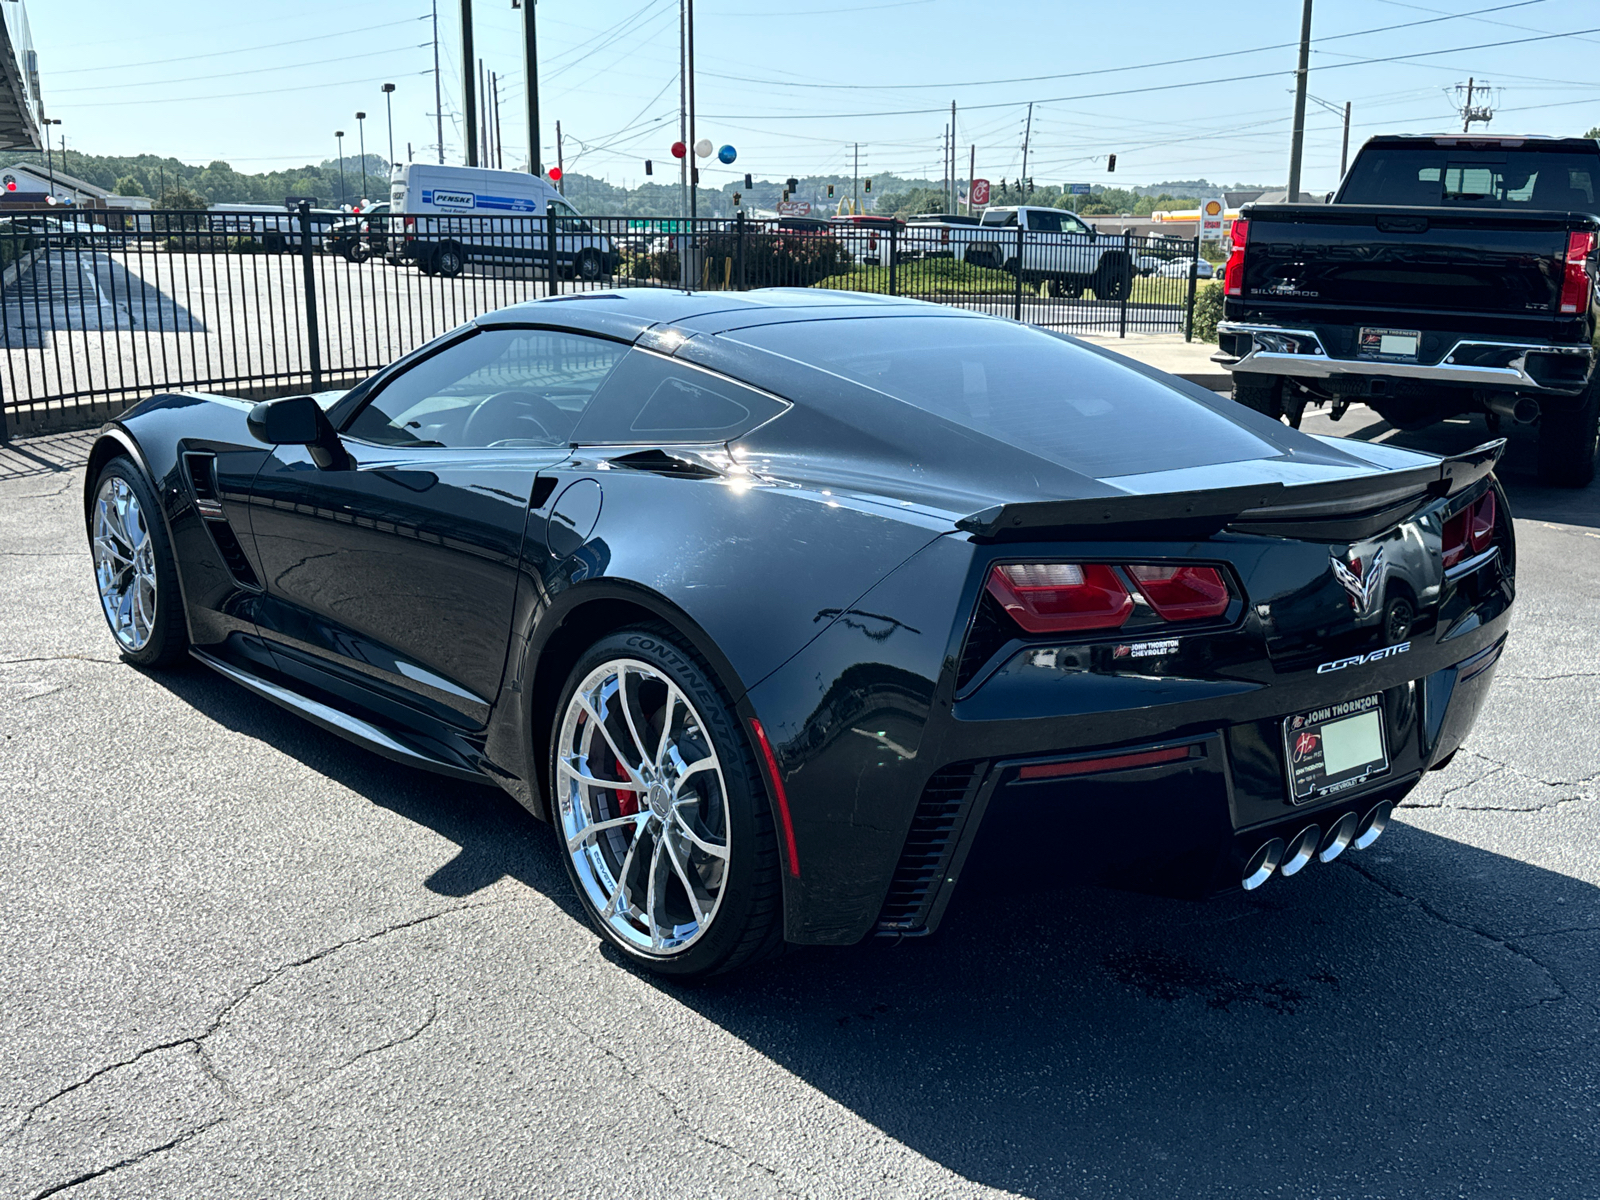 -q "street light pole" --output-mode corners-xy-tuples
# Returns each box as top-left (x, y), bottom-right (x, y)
(460, 0), (477, 167)
(335, 131), (346, 207)
(42, 117), (60, 200)
(521, 0), (540, 175)
(1285, 0), (1314, 204)
(356, 112), (368, 204)
(381, 83), (397, 176)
